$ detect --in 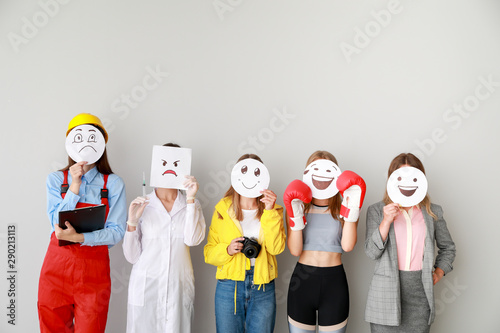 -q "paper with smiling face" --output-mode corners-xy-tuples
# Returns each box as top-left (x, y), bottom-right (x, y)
(231, 158), (270, 198)
(387, 166), (428, 207)
(65, 124), (106, 164)
(302, 159), (342, 200)
(150, 145), (192, 190)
